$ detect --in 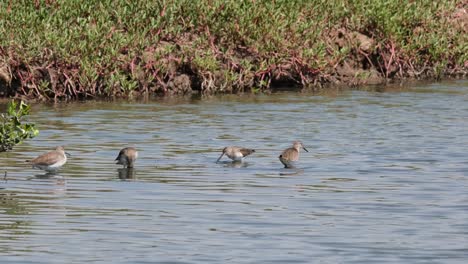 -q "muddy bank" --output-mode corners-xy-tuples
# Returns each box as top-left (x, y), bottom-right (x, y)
(0, 2), (466, 101)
